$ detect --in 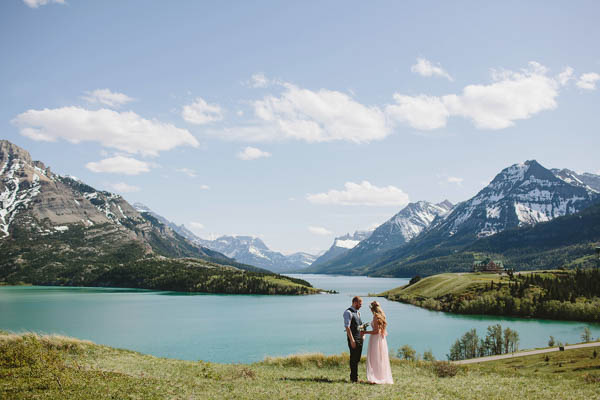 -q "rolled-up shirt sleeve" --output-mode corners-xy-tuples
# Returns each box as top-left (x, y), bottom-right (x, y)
(343, 309), (352, 328)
